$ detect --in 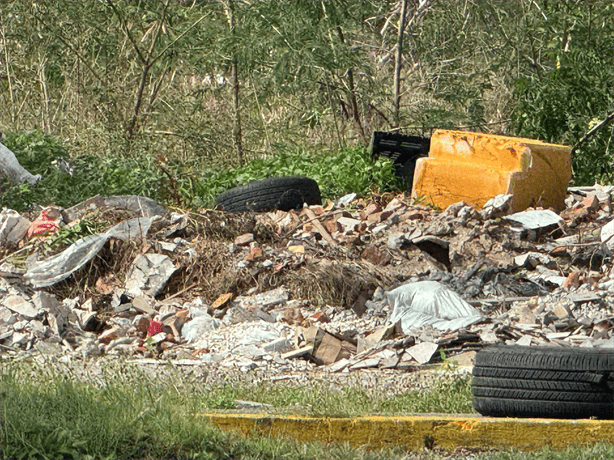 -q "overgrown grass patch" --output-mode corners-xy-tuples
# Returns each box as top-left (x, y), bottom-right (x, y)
(2, 358), (612, 460)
